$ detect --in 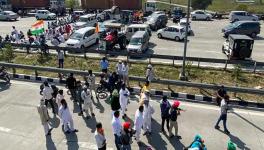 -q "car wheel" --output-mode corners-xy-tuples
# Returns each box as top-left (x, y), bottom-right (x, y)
(157, 33), (162, 39)
(206, 17), (210, 21)
(192, 16), (196, 20)
(251, 32), (257, 38)
(175, 36), (180, 41)
(36, 16), (39, 20)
